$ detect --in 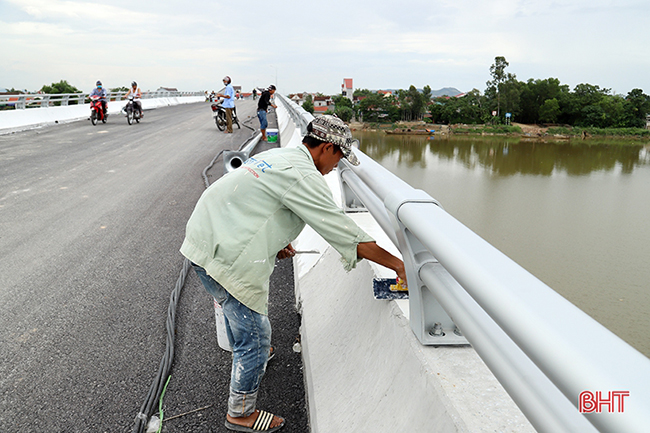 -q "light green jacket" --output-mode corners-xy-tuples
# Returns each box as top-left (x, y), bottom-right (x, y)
(180, 144), (374, 315)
